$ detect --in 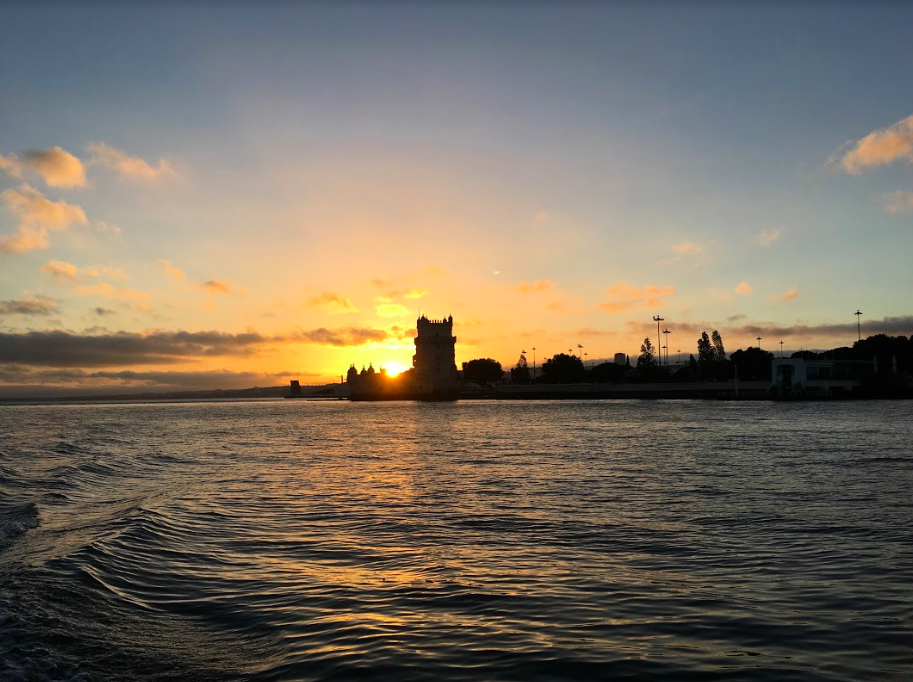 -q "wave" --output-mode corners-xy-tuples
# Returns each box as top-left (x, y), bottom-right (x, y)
(0, 502), (39, 551)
